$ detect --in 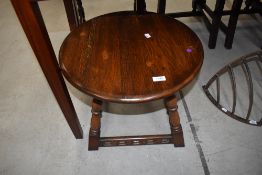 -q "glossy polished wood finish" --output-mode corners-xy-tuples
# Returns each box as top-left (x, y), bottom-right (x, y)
(11, 0), (83, 139)
(59, 12), (204, 103)
(88, 99), (103, 150)
(59, 12), (203, 150)
(63, 0), (85, 31)
(165, 95), (185, 147)
(89, 96), (184, 150)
